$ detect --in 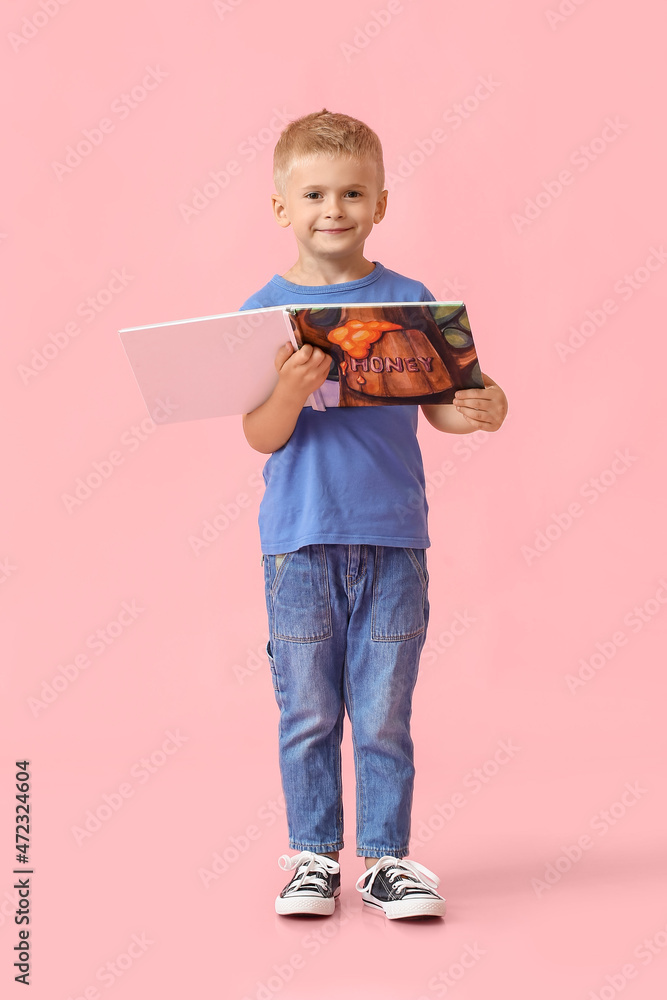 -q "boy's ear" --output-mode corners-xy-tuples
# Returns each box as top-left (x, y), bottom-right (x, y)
(272, 193), (291, 228)
(373, 189), (388, 223)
